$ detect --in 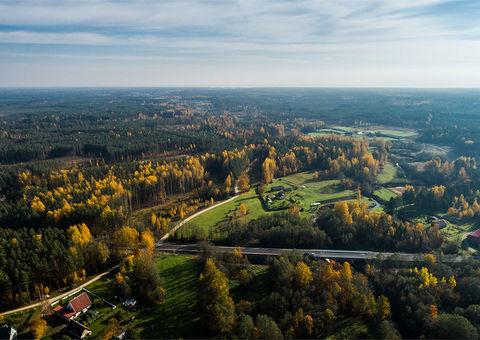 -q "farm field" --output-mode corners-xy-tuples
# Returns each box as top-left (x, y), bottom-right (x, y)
(187, 188), (269, 234)
(376, 162), (407, 184)
(308, 125), (418, 141)
(373, 187), (399, 201)
(135, 255), (203, 339)
(84, 255), (203, 339)
(187, 171), (364, 234)
(267, 172), (356, 216)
